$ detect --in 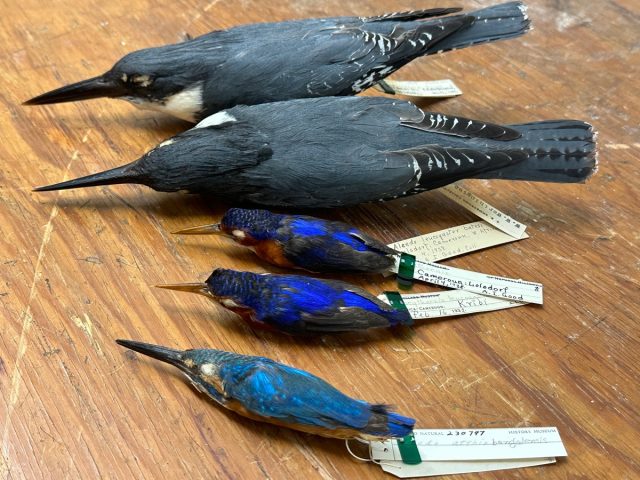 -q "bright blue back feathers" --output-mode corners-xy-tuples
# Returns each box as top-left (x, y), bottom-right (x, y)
(206, 269), (413, 333)
(219, 208), (397, 273)
(184, 349), (415, 438)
